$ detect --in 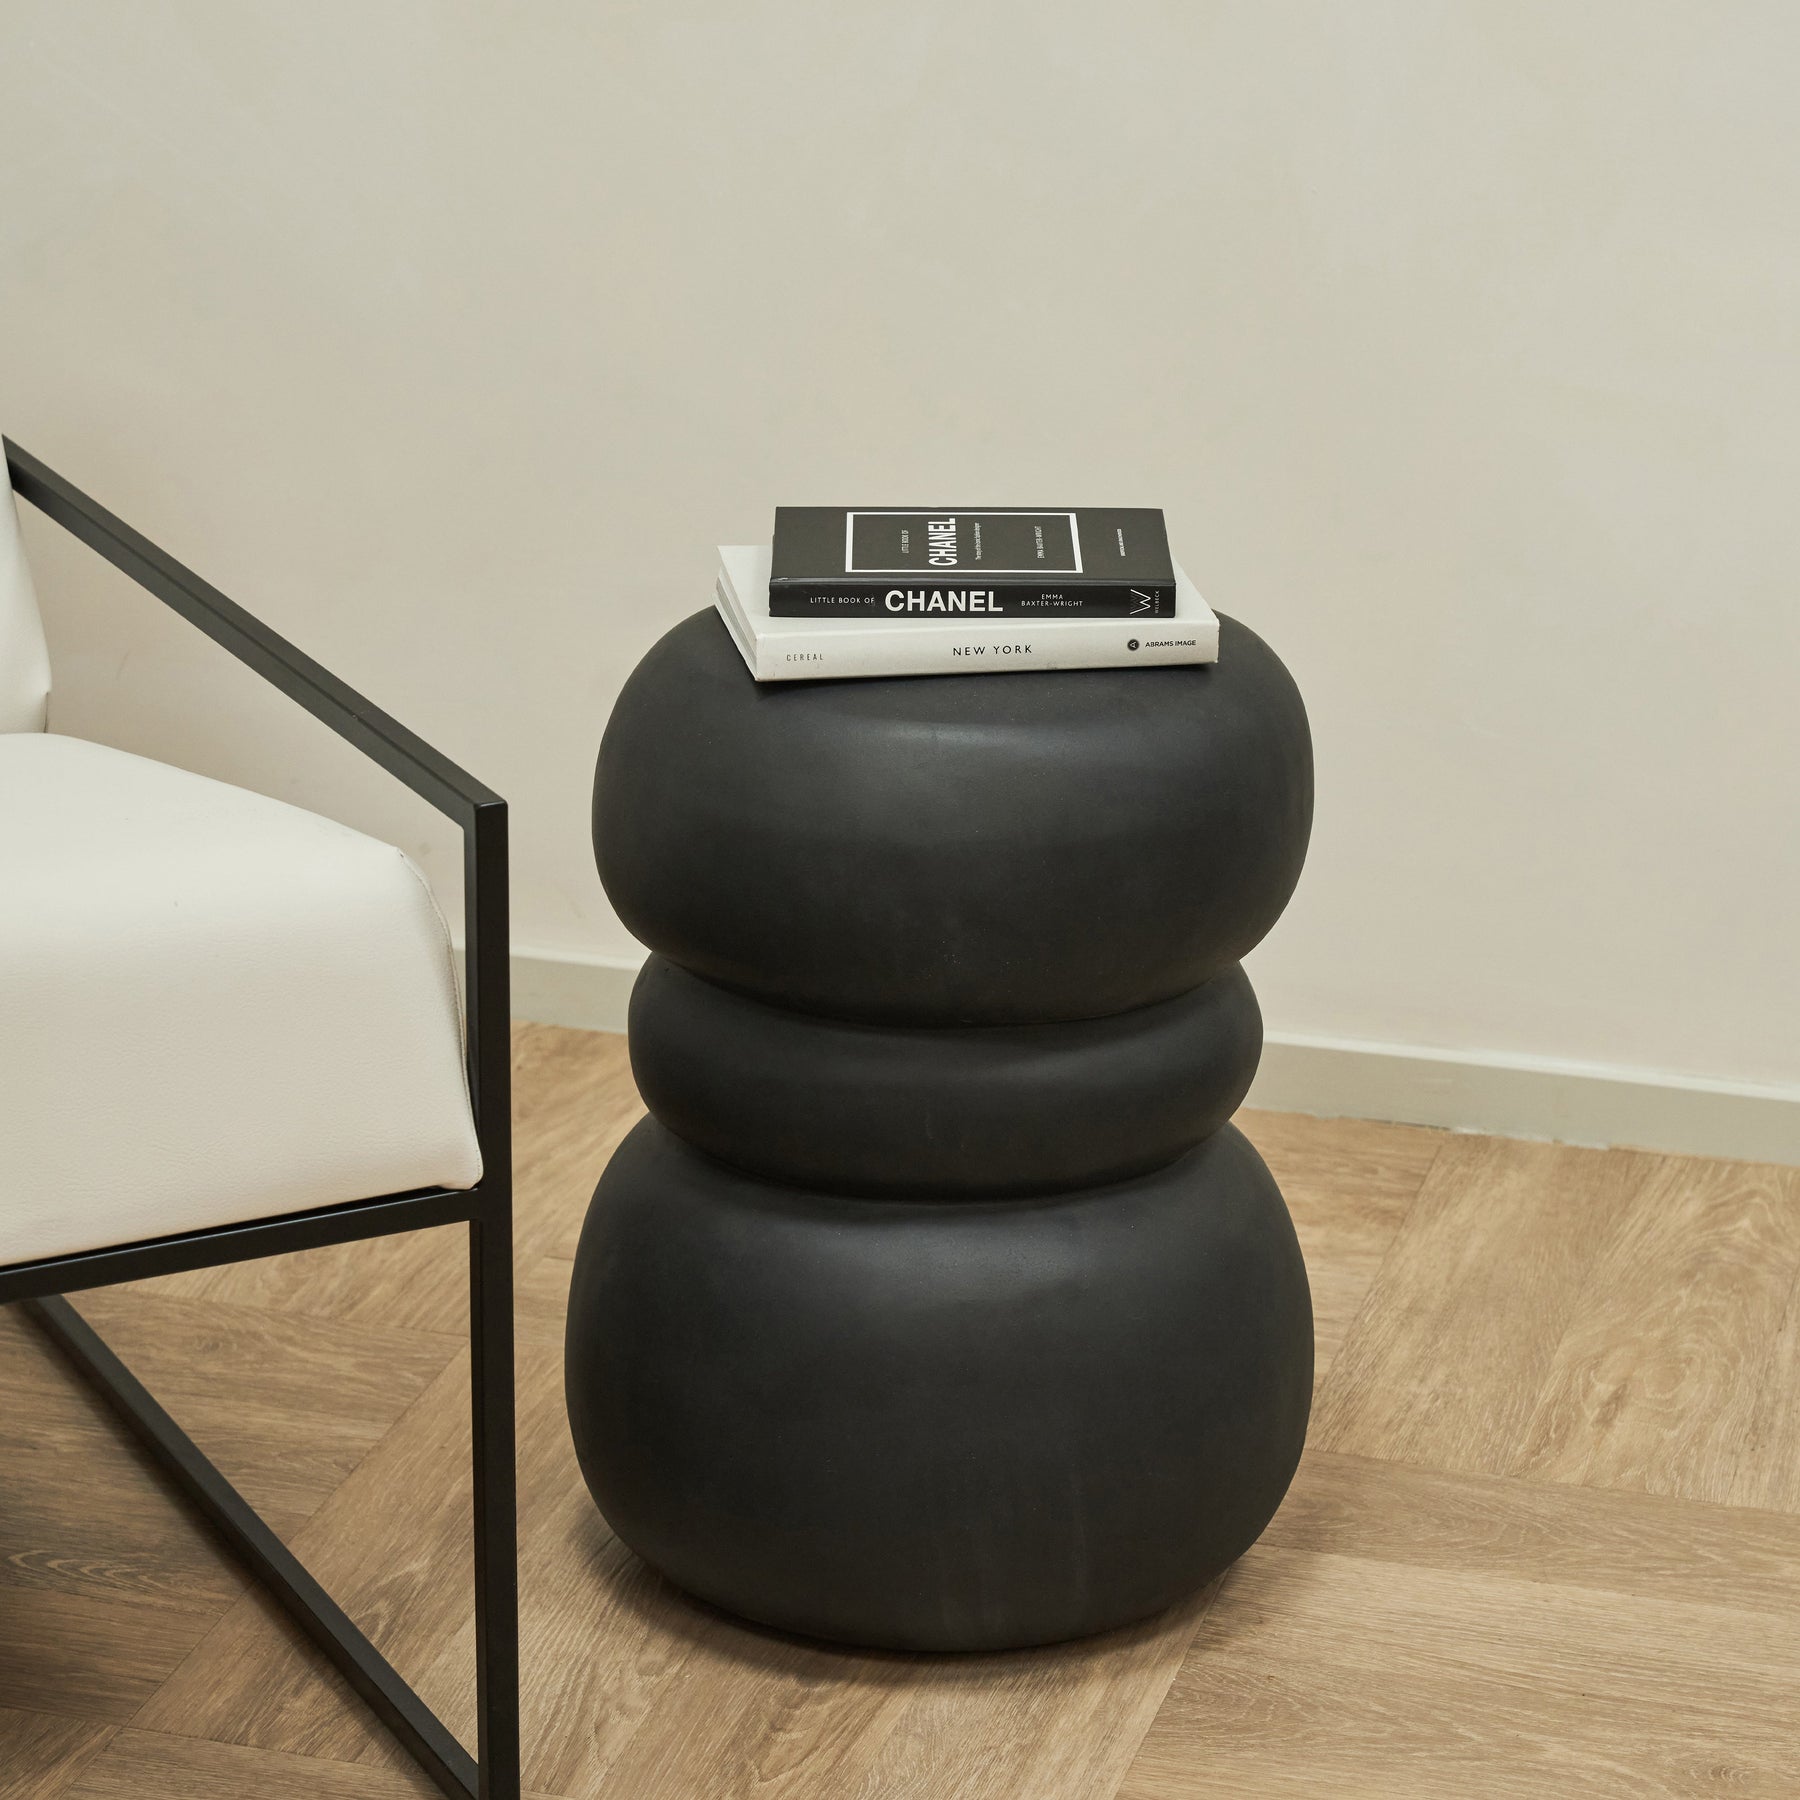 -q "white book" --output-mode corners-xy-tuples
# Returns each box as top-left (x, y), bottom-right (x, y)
(715, 545), (1219, 682)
